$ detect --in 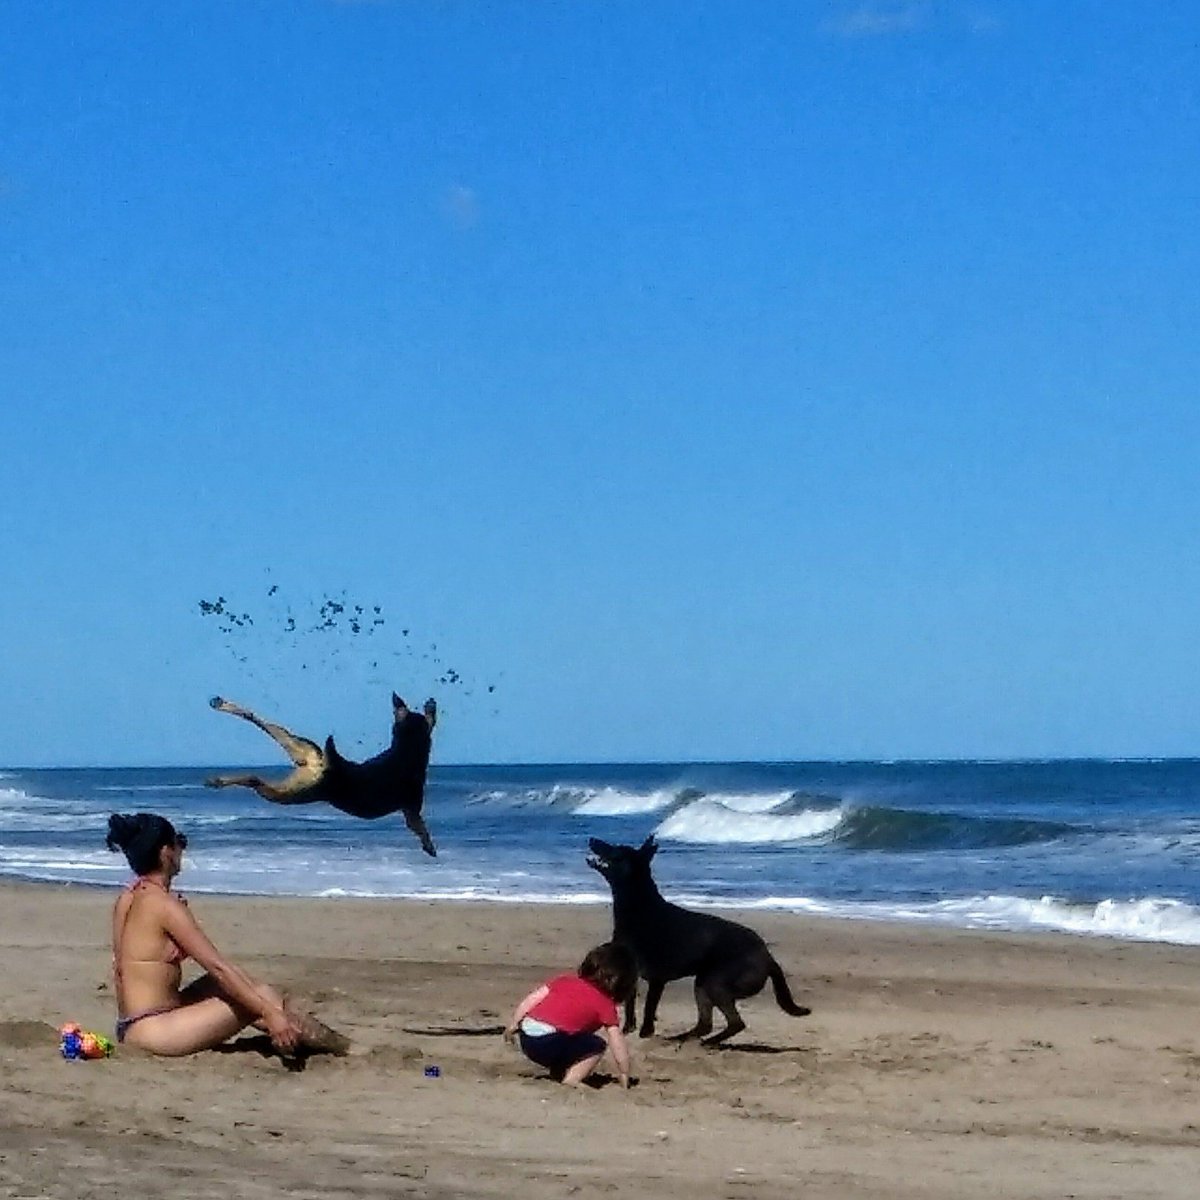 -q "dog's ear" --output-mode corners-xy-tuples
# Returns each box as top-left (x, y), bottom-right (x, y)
(392, 692), (408, 713)
(638, 836), (658, 862)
